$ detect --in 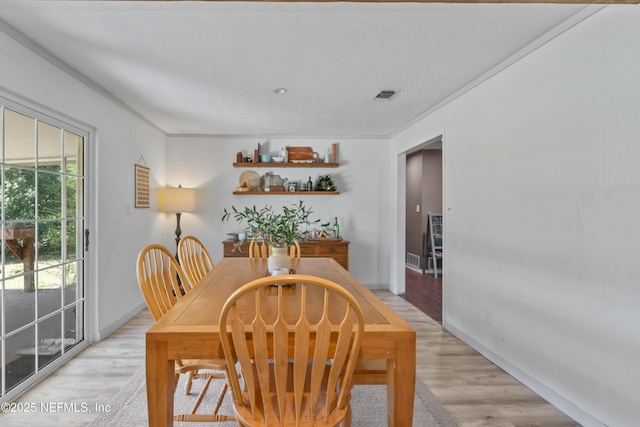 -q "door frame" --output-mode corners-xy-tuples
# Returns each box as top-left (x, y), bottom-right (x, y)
(392, 129), (447, 325)
(0, 93), (93, 402)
